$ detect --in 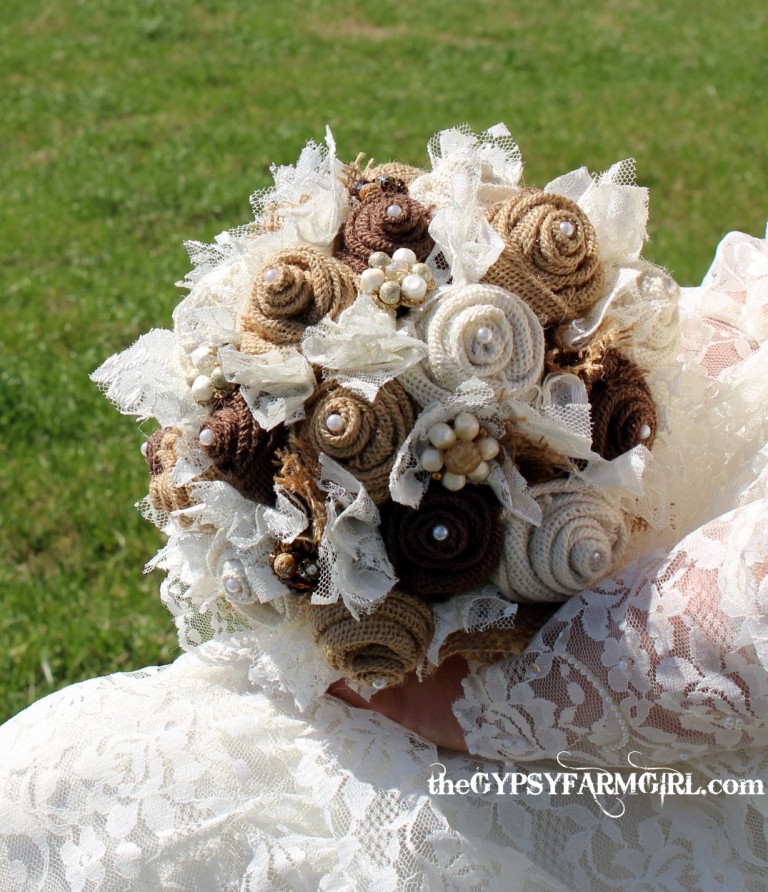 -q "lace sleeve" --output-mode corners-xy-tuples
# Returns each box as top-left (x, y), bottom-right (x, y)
(454, 229), (768, 766)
